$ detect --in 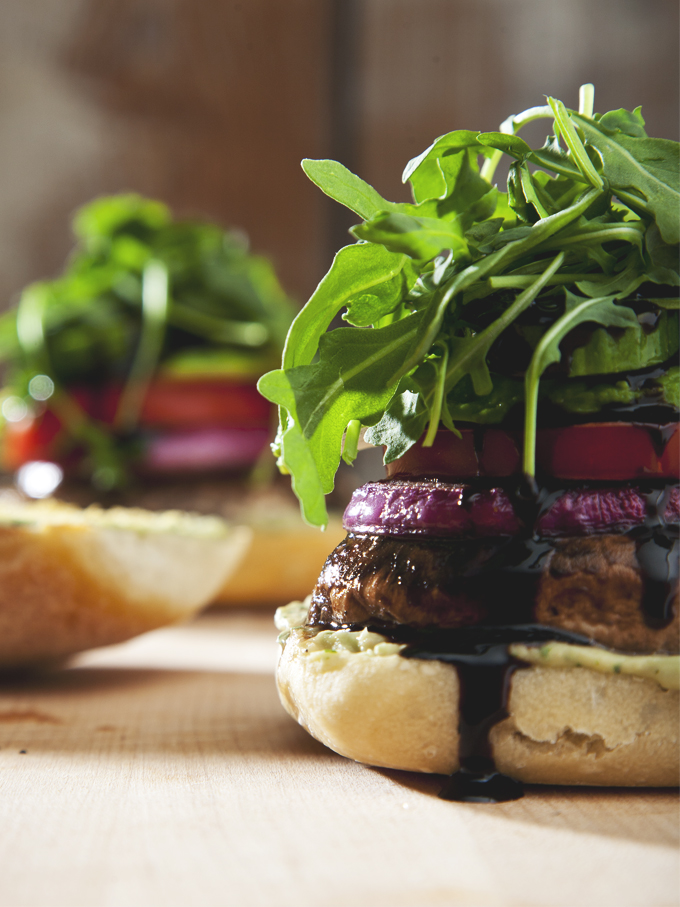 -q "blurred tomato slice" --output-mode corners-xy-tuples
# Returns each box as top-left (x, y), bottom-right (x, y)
(2, 410), (62, 470)
(2, 379), (273, 471)
(101, 380), (271, 429)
